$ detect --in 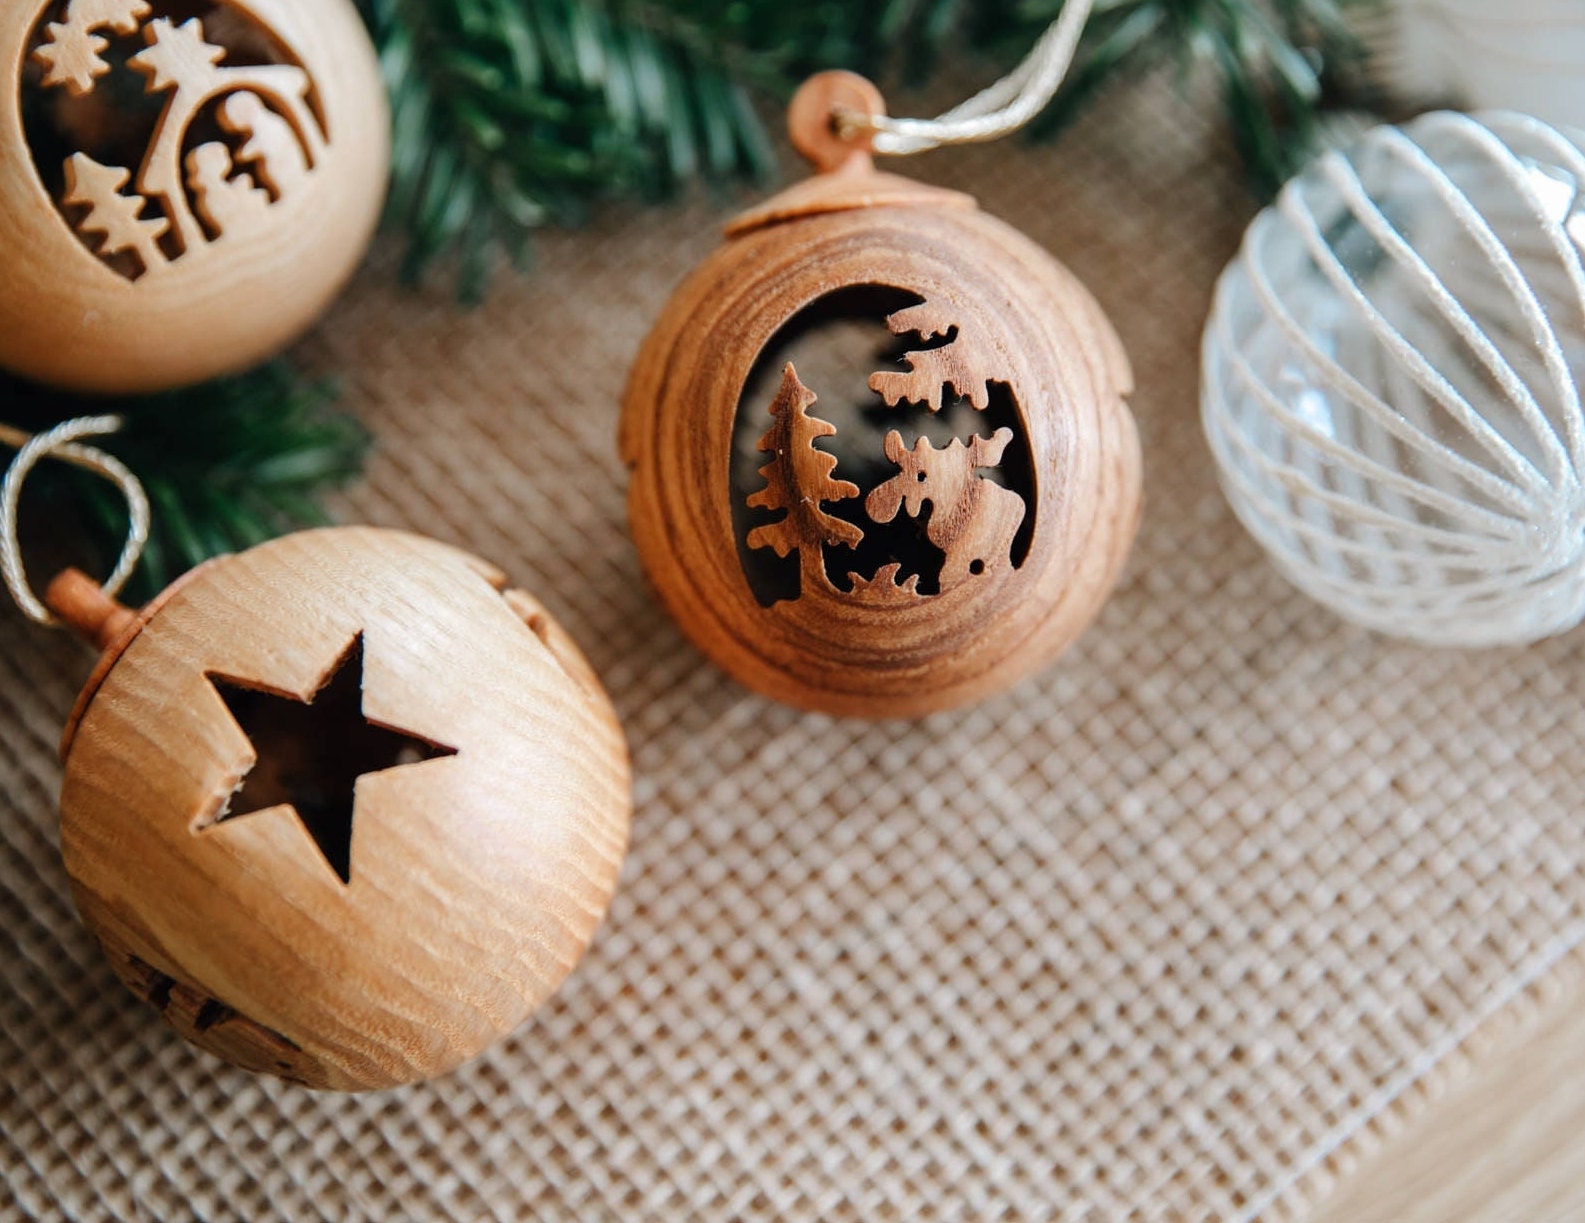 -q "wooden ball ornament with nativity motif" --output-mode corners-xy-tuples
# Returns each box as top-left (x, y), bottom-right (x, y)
(0, 0), (388, 392)
(52, 527), (631, 1090)
(622, 73), (1142, 717)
